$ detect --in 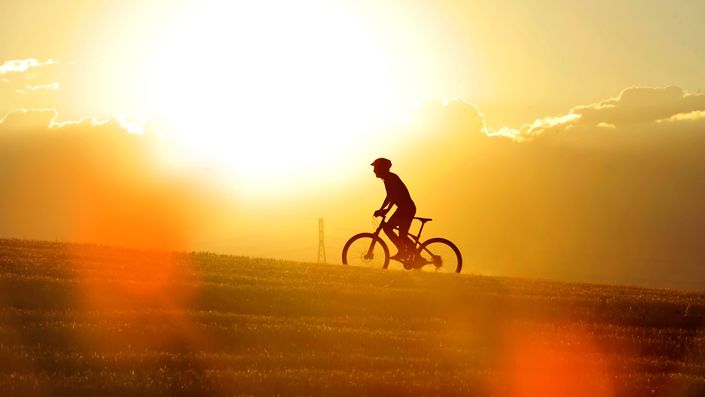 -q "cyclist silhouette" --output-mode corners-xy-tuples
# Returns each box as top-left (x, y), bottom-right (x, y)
(371, 158), (417, 260)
